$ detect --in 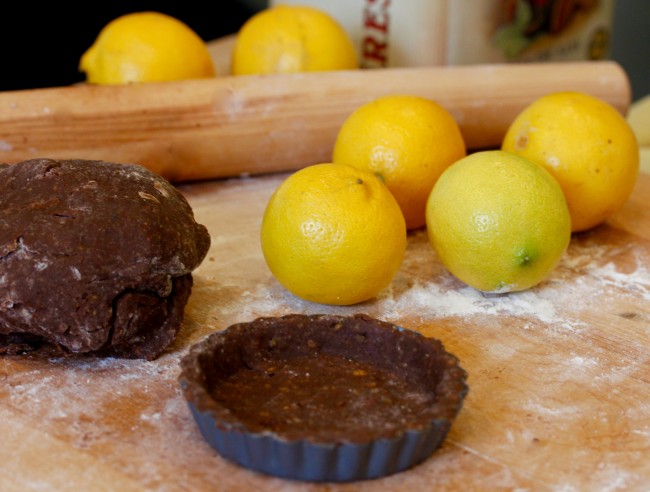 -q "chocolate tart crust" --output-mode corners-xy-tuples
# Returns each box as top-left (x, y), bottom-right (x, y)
(179, 313), (468, 482)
